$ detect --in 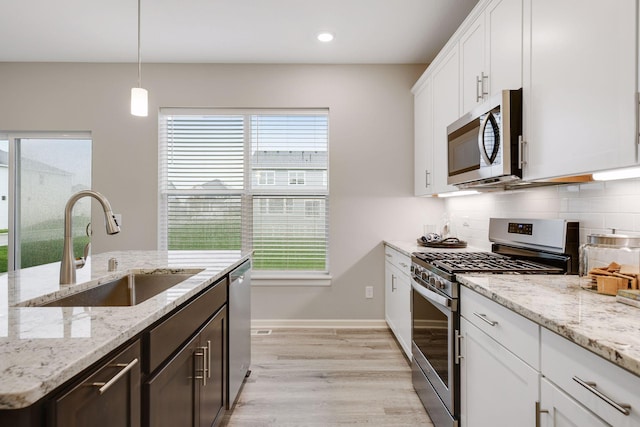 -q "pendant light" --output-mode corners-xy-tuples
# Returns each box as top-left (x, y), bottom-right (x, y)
(131, 0), (148, 117)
